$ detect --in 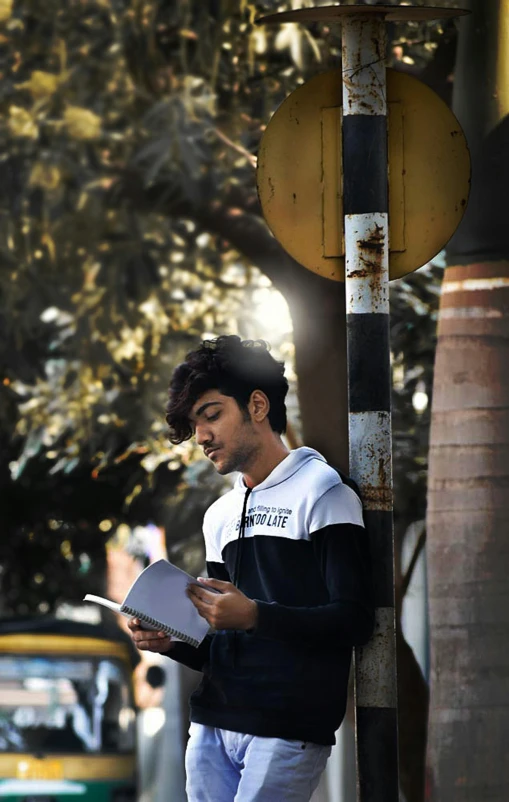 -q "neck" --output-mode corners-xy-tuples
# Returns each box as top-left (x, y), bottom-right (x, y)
(242, 436), (290, 489)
